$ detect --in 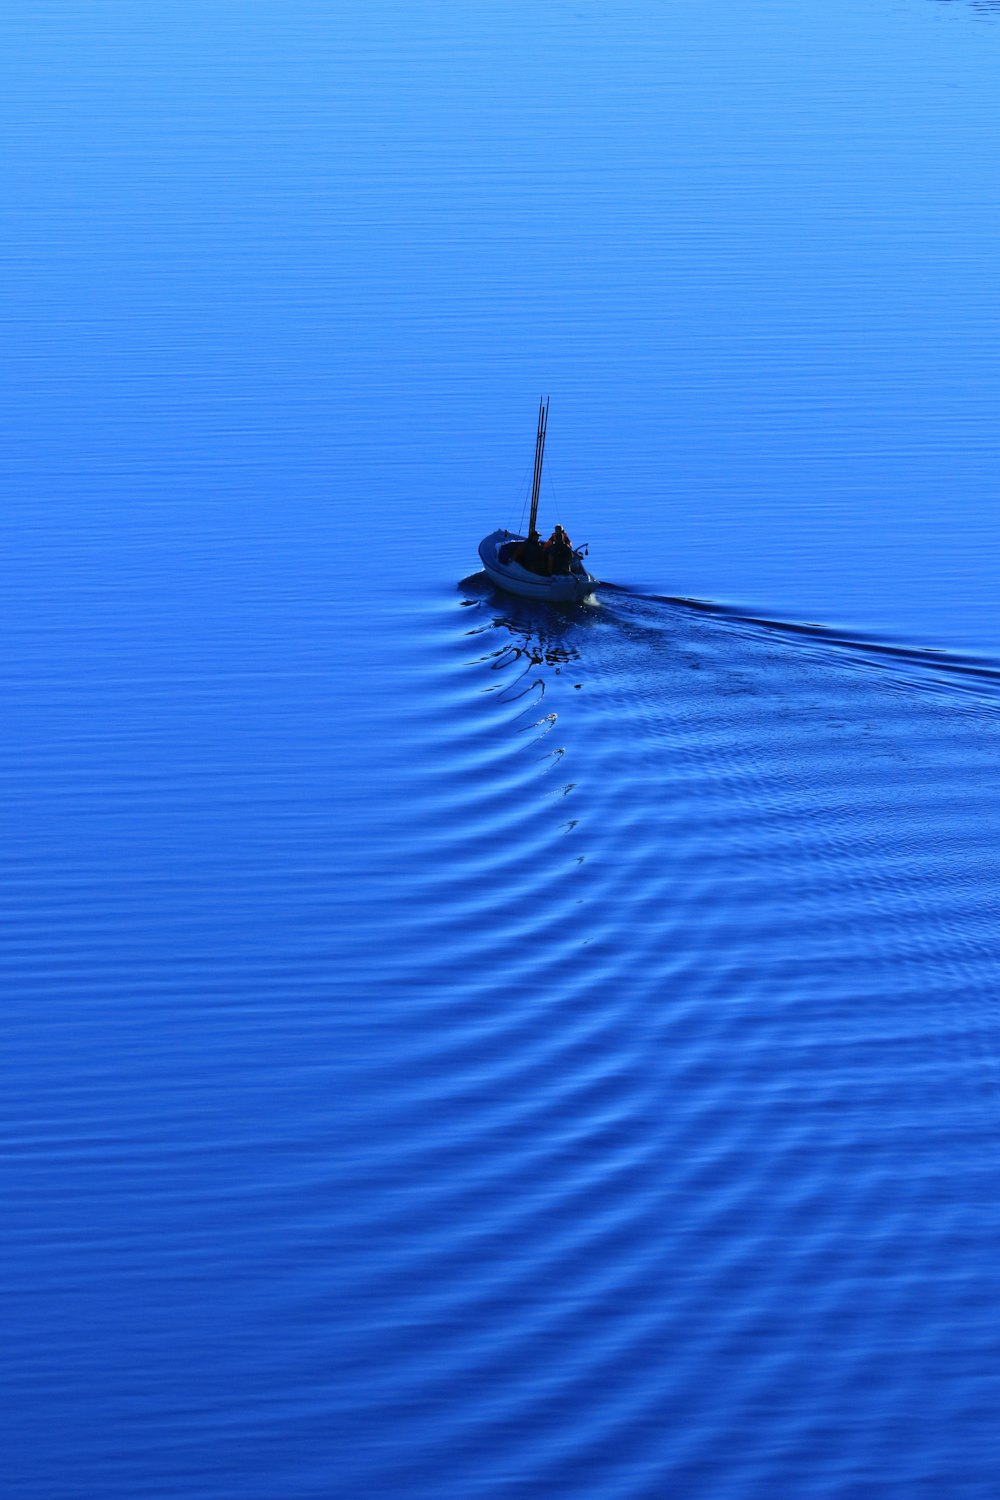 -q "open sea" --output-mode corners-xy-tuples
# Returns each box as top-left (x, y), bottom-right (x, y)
(4, 1), (1000, 1495)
